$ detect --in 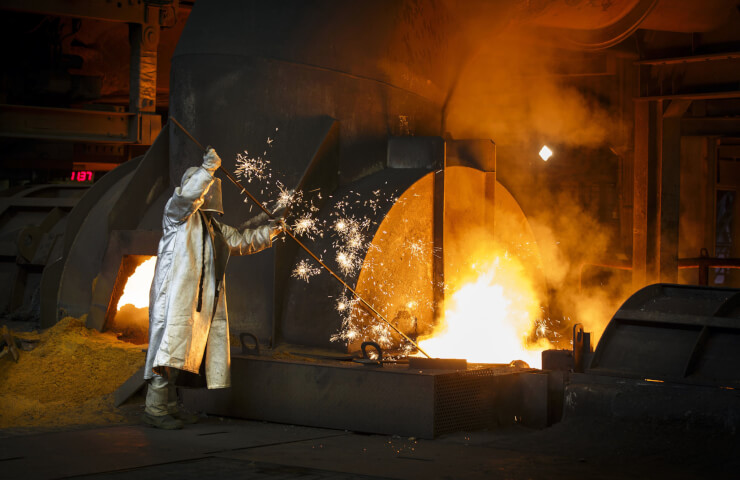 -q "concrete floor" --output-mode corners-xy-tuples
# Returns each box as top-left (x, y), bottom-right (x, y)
(1, 412), (738, 480)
